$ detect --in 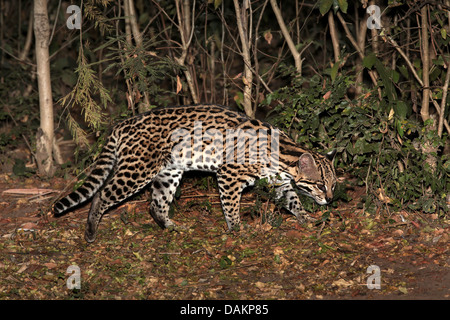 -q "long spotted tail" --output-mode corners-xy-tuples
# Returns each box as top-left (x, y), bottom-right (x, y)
(53, 136), (117, 215)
